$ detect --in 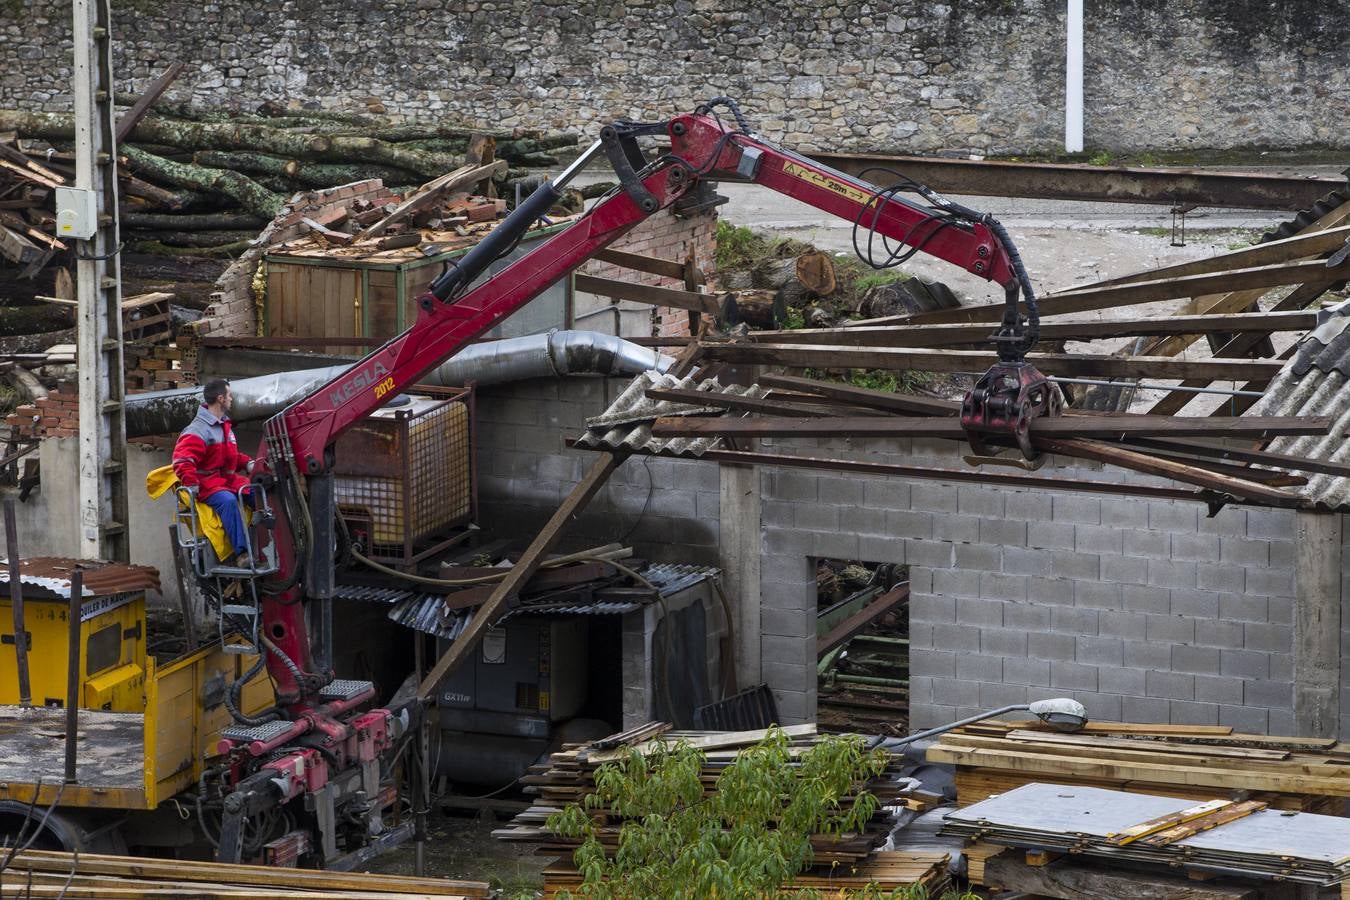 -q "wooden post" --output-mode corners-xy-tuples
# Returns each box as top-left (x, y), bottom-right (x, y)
(4, 498), (31, 706)
(65, 567), (82, 784)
